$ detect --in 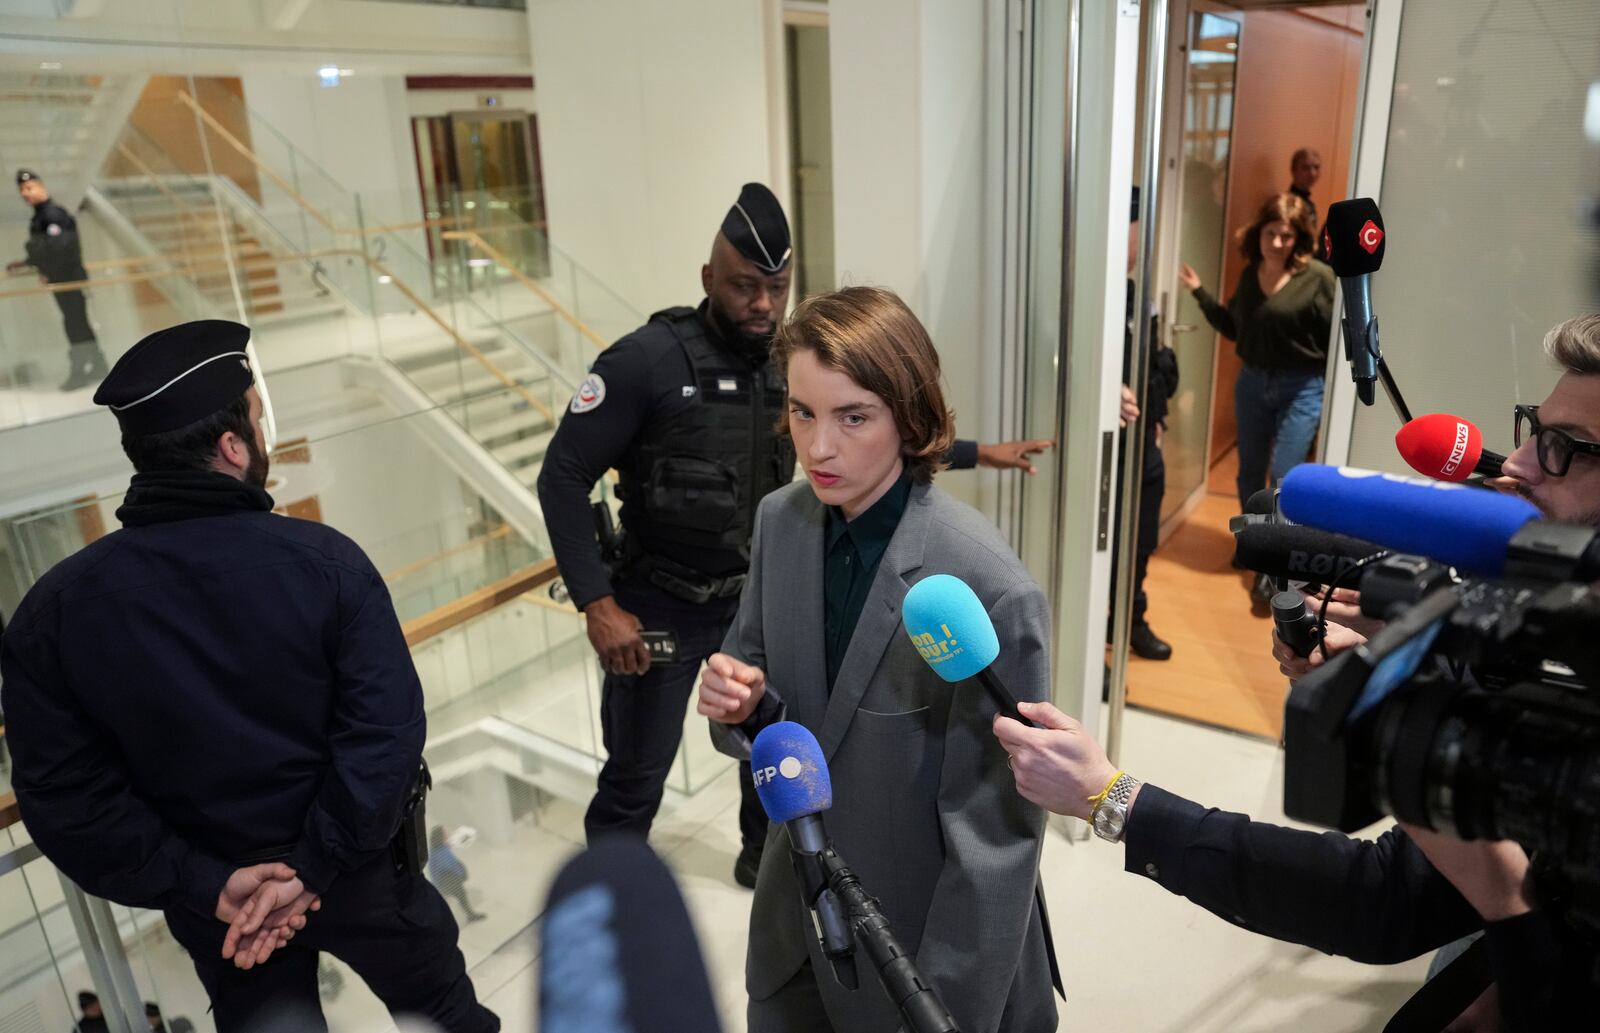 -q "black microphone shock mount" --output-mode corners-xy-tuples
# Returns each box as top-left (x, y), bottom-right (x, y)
(806, 845), (962, 1033)
(785, 824), (859, 991)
